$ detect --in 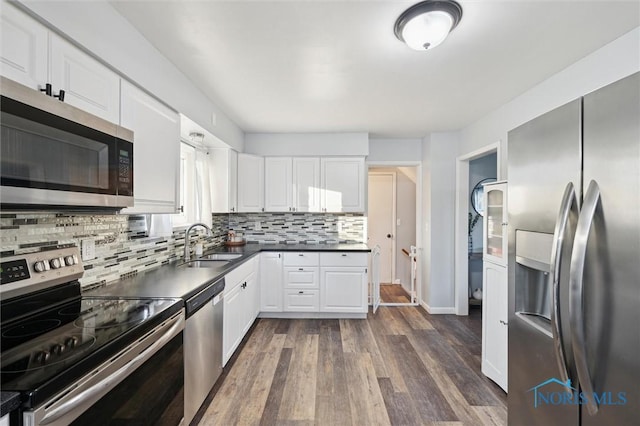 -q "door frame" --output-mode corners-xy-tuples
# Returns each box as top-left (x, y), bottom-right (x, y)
(454, 142), (500, 316)
(367, 161), (422, 306)
(368, 171), (397, 285)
